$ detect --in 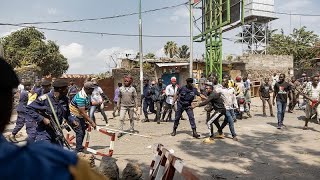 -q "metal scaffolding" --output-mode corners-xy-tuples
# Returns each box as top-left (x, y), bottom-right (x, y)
(241, 21), (269, 54)
(194, 0), (243, 81)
